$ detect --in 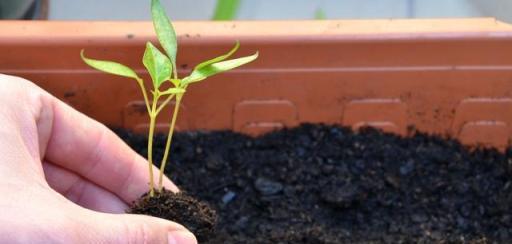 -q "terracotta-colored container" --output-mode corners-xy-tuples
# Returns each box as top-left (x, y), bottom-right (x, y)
(1, 18), (512, 149)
